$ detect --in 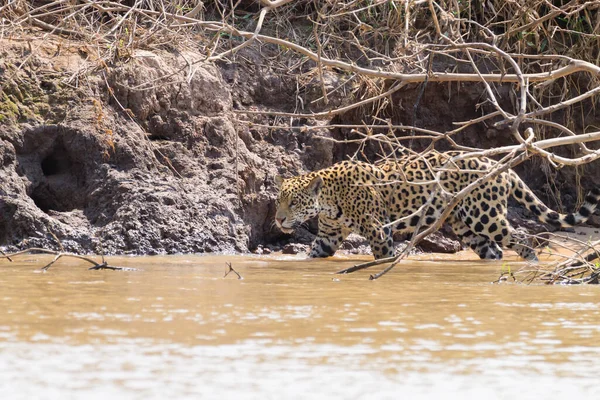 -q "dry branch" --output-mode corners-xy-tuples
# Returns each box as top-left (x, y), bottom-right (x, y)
(224, 262), (243, 279)
(0, 249), (13, 262)
(0, 248), (132, 271)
